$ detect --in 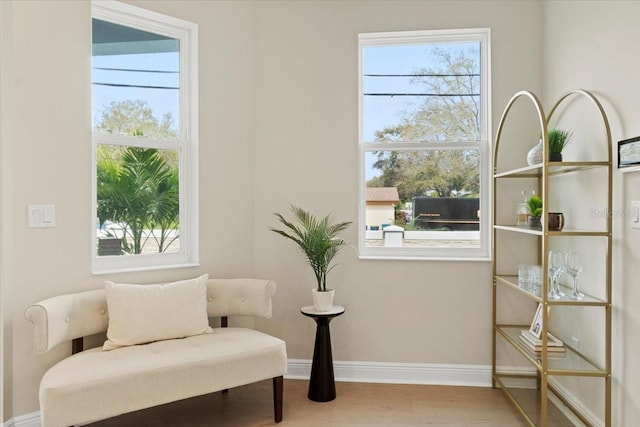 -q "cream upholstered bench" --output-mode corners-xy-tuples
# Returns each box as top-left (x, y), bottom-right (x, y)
(25, 276), (287, 427)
